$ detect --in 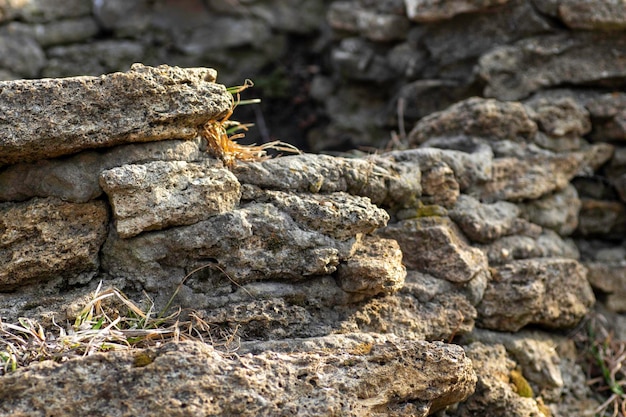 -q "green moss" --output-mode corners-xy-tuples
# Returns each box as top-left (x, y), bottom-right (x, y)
(510, 368), (534, 398)
(133, 352), (155, 368)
